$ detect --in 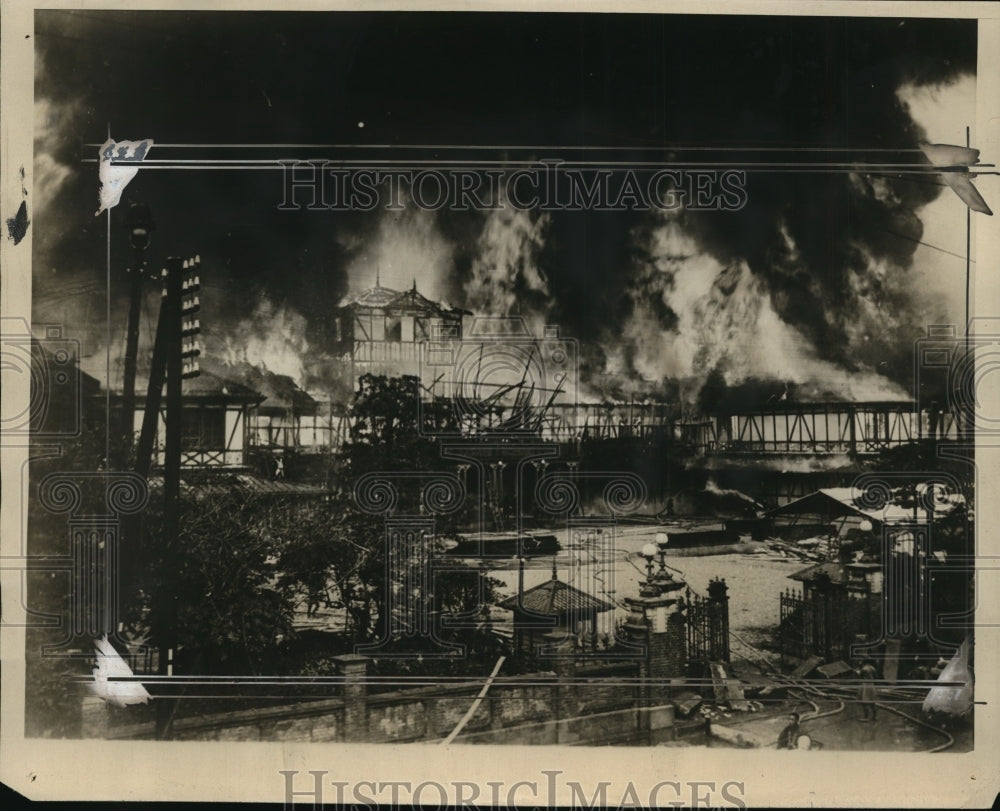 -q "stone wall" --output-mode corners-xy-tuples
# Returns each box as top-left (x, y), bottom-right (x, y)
(89, 656), (654, 745)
